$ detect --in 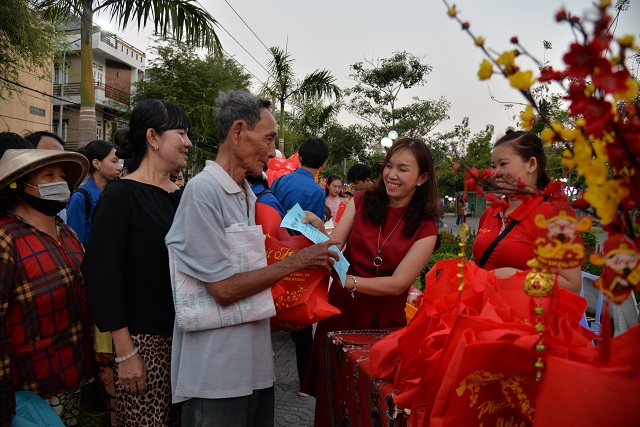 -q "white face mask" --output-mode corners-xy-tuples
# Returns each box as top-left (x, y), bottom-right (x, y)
(24, 181), (71, 202)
